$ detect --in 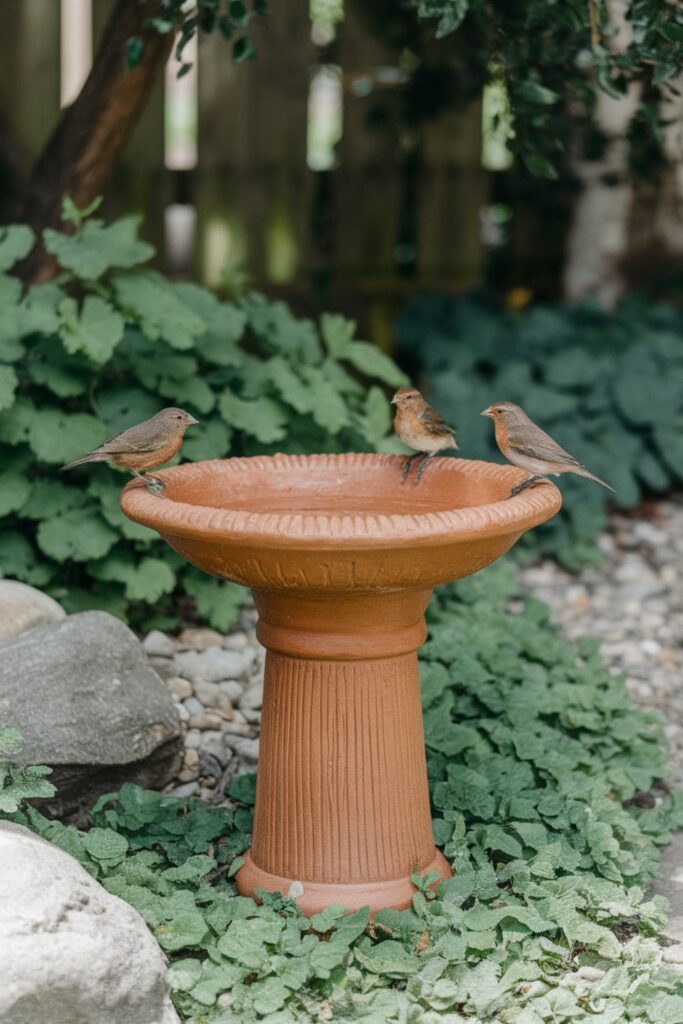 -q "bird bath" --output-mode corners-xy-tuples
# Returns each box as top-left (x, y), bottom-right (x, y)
(121, 453), (561, 915)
